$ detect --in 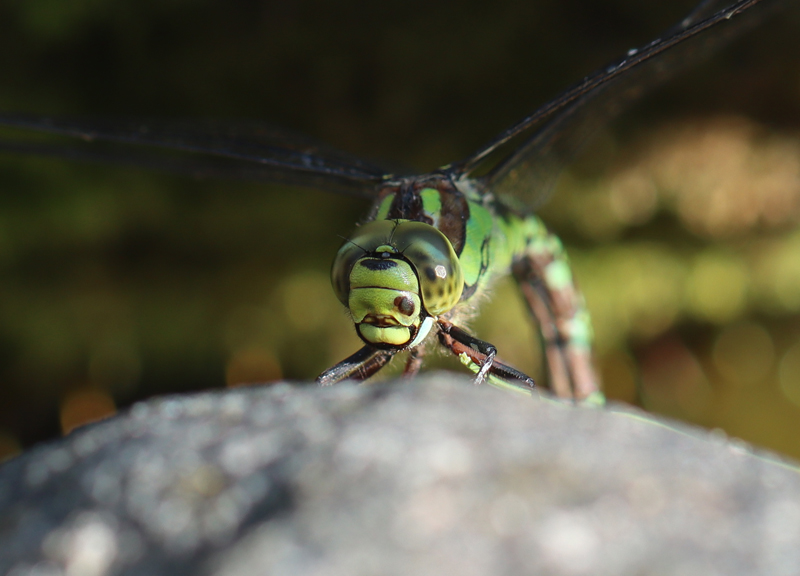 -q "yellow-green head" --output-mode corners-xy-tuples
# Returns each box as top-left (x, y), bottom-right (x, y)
(331, 219), (464, 348)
